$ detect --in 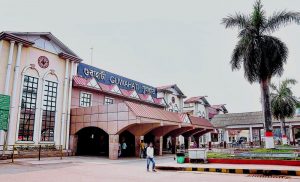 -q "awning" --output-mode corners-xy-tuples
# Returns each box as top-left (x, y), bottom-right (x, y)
(188, 115), (213, 128)
(125, 101), (213, 129)
(125, 101), (182, 123)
